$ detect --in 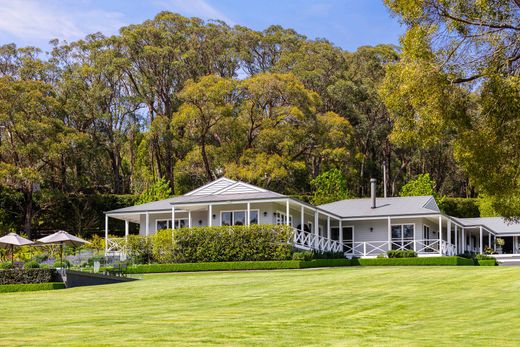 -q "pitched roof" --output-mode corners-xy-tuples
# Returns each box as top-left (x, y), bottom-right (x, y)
(453, 217), (520, 235)
(319, 196), (440, 218)
(106, 178), (285, 214)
